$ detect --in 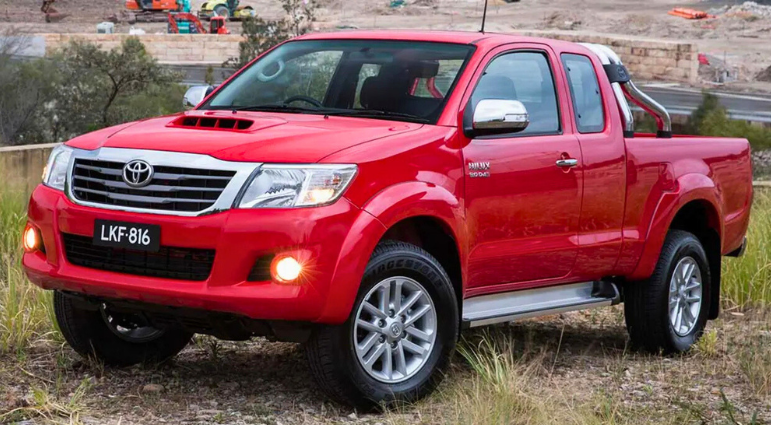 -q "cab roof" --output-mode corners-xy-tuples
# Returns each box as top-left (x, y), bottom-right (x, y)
(295, 30), (583, 51)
